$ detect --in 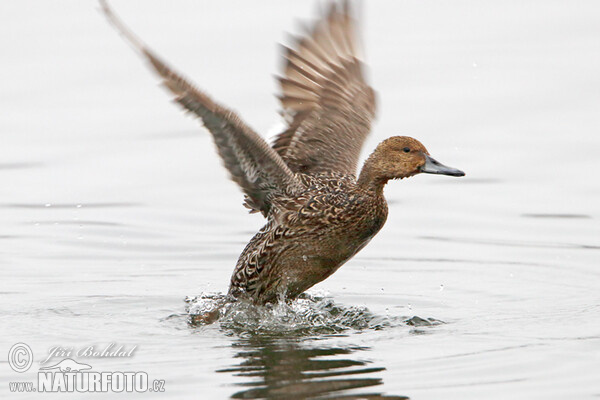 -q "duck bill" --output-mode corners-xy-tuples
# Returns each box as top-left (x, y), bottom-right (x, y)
(420, 154), (465, 177)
